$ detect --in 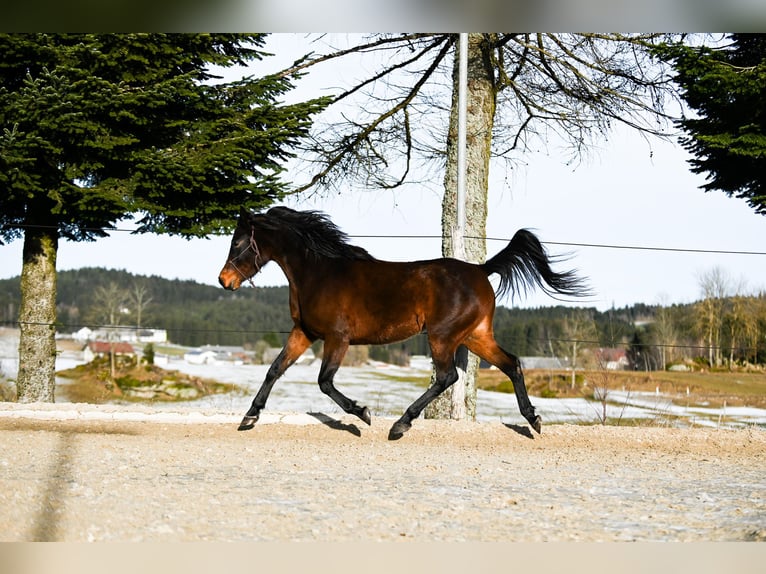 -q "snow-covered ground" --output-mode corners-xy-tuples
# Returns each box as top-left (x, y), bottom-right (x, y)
(147, 355), (766, 429)
(1, 327), (764, 429)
